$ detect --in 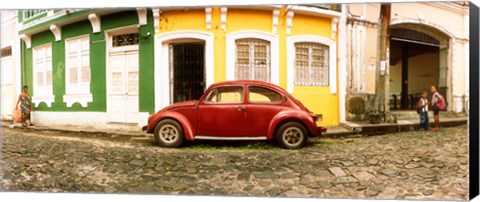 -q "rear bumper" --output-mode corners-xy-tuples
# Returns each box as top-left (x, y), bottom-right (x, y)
(311, 126), (327, 137)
